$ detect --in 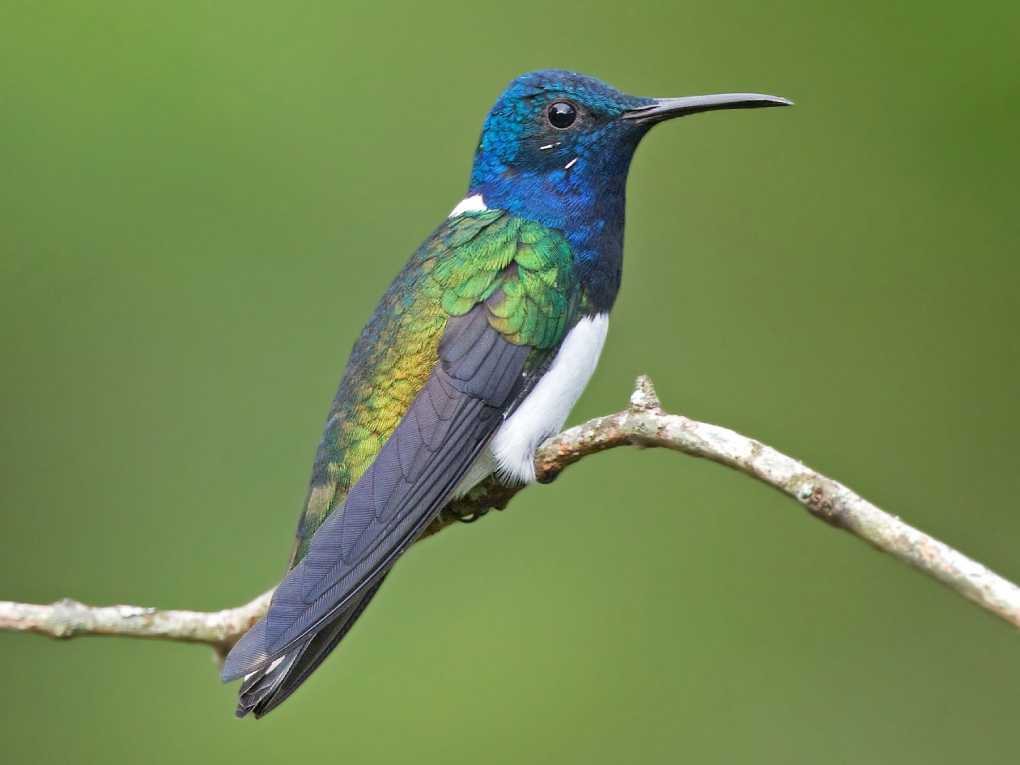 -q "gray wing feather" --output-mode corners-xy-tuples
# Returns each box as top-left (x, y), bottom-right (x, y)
(221, 306), (531, 682)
